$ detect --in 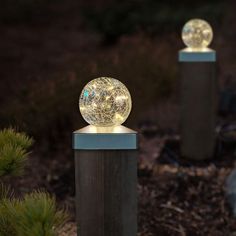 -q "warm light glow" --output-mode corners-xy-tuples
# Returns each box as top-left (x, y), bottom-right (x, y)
(79, 77), (132, 127)
(182, 19), (213, 50)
